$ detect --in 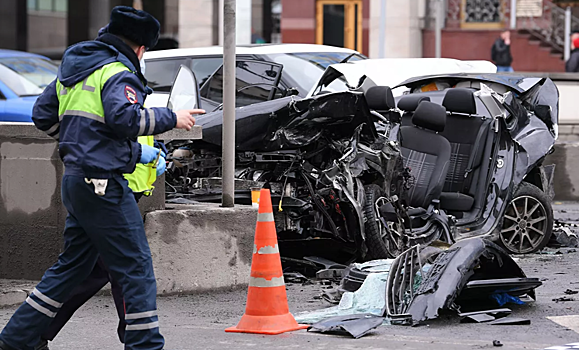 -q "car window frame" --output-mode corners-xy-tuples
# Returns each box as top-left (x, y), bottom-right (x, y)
(188, 55), (226, 87)
(202, 58), (284, 106)
(145, 57), (192, 93)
